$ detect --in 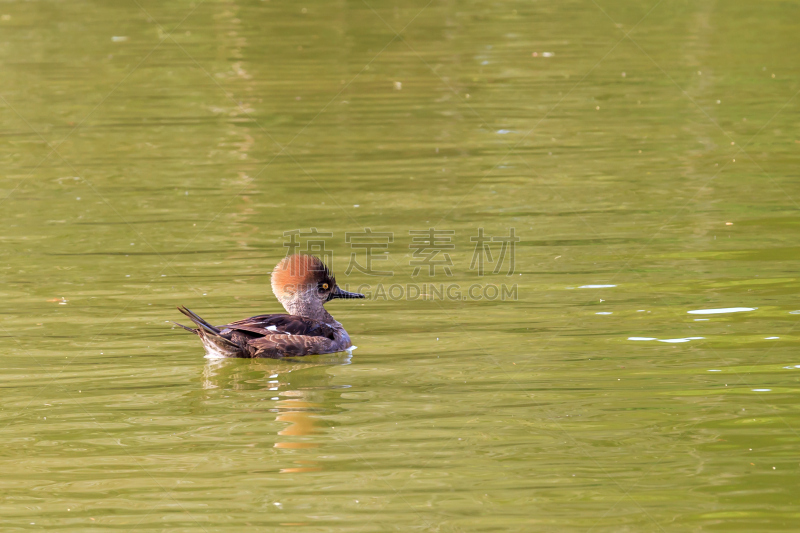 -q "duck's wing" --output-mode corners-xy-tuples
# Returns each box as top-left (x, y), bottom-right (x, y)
(223, 314), (337, 340)
(245, 334), (337, 358)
